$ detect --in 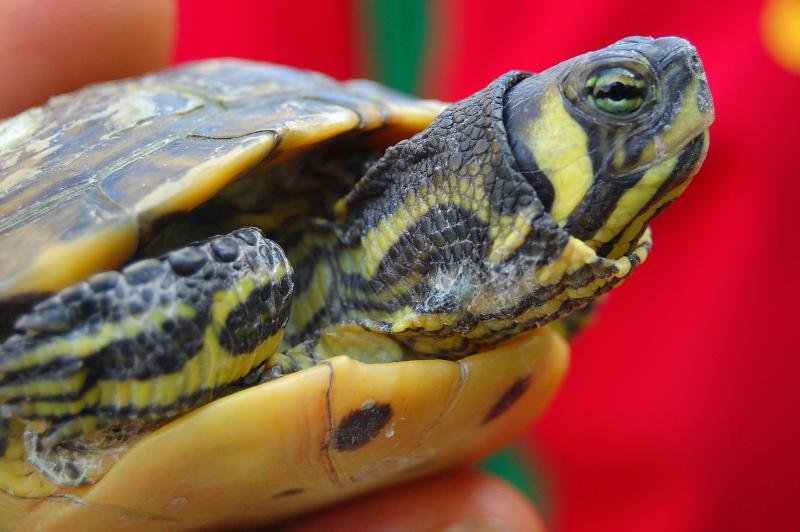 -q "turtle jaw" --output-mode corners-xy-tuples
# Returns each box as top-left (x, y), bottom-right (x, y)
(588, 127), (710, 260)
